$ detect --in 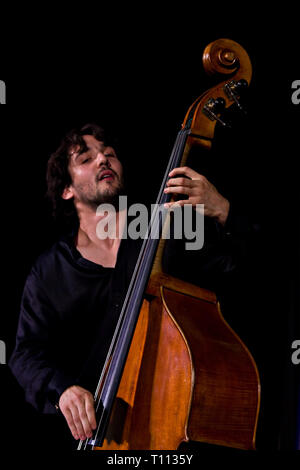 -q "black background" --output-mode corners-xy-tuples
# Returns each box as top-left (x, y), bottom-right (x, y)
(0, 17), (299, 459)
